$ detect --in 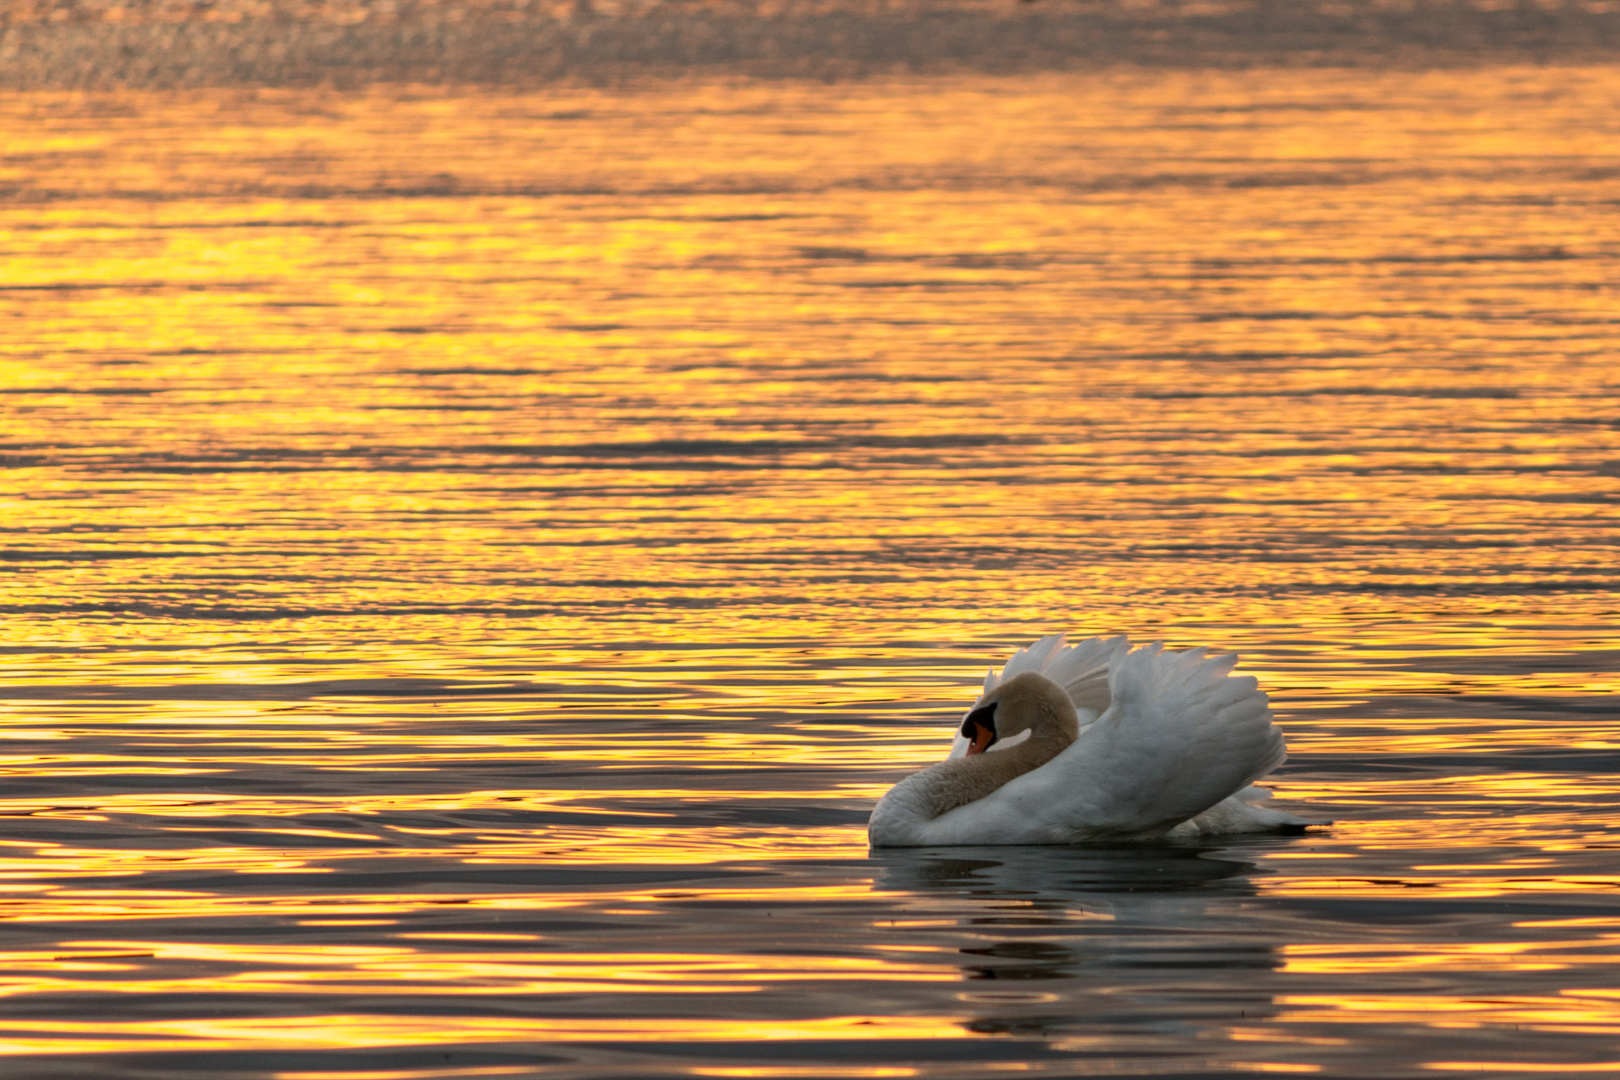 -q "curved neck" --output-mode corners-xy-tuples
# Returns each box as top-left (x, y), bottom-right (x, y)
(912, 728), (1071, 819)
